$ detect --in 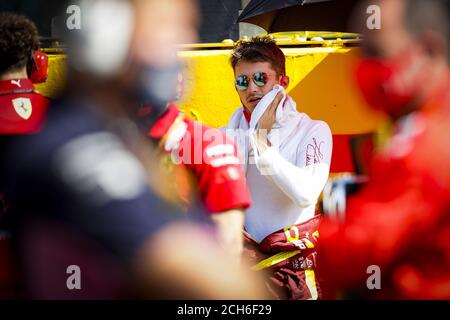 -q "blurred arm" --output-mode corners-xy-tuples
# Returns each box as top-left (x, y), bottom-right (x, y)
(133, 221), (267, 299)
(211, 208), (245, 262)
